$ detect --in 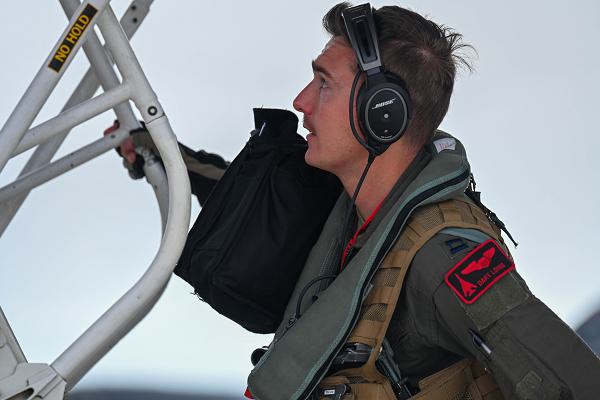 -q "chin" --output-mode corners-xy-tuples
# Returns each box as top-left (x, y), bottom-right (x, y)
(304, 147), (318, 168)
(305, 150), (334, 174)
(304, 147), (322, 168)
